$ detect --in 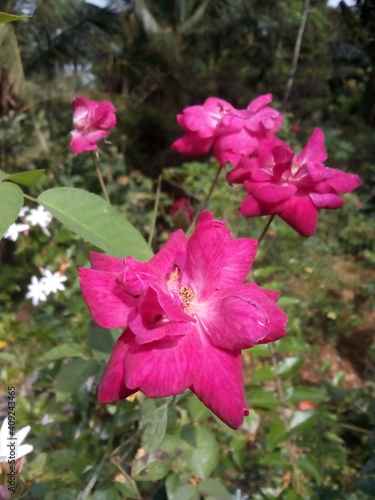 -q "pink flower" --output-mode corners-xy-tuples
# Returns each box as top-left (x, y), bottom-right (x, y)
(79, 212), (287, 429)
(70, 95), (116, 154)
(233, 129), (361, 237)
(298, 401), (317, 411)
(172, 95), (283, 168)
(170, 198), (194, 225)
